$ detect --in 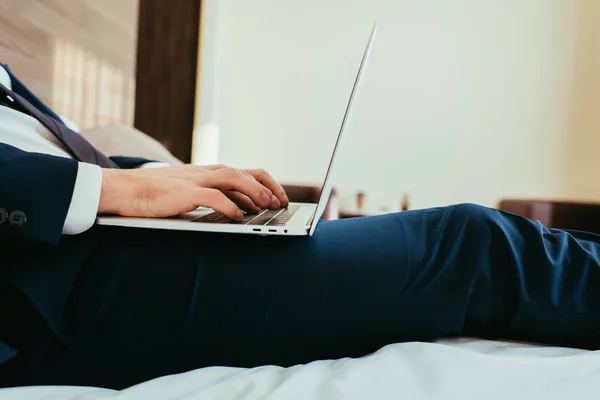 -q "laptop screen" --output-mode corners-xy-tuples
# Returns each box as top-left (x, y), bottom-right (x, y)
(310, 22), (378, 235)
